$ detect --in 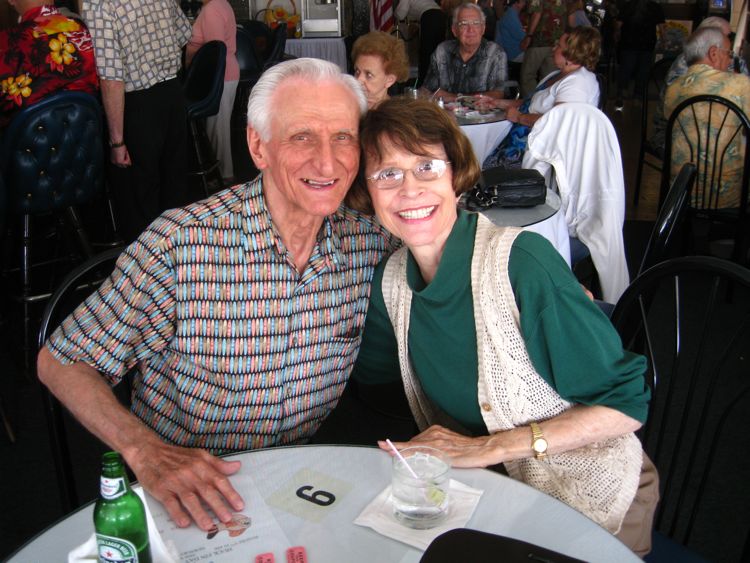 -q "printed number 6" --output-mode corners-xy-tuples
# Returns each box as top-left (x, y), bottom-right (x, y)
(296, 485), (336, 506)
